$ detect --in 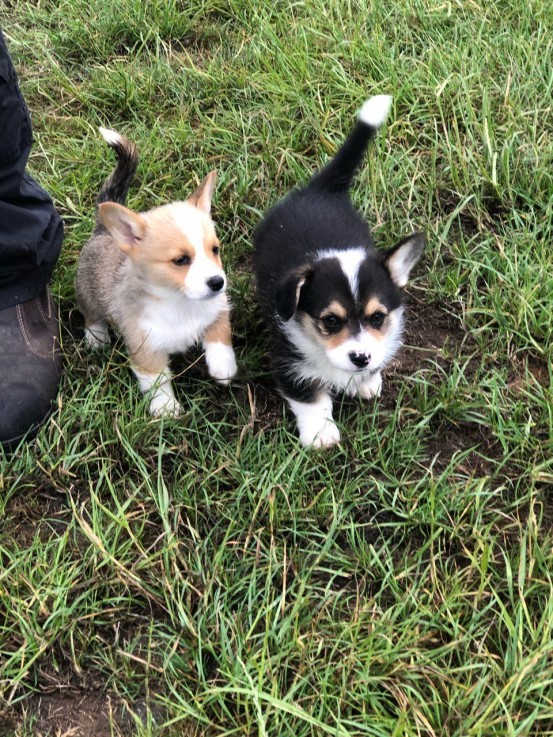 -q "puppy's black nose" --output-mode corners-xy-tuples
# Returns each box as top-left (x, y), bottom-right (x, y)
(207, 276), (225, 292)
(349, 351), (369, 368)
